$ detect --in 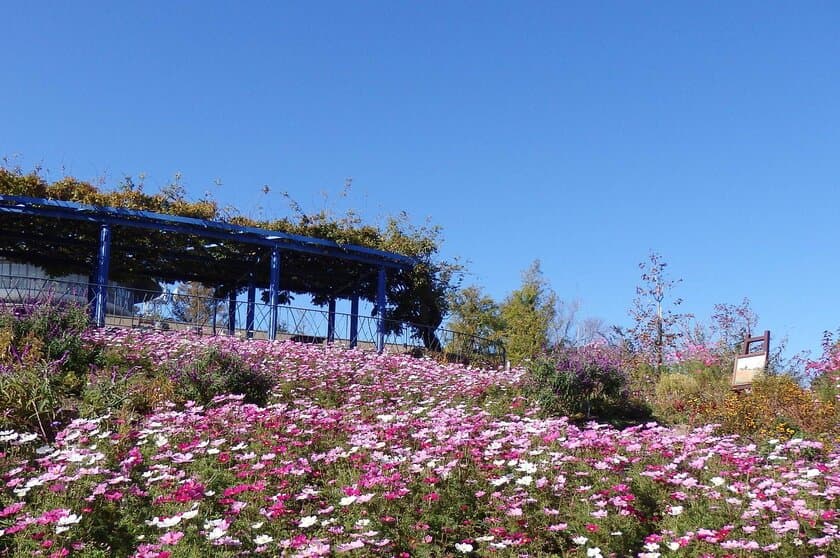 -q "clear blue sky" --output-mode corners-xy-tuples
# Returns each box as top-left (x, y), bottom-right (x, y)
(2, 2), (838, 360)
